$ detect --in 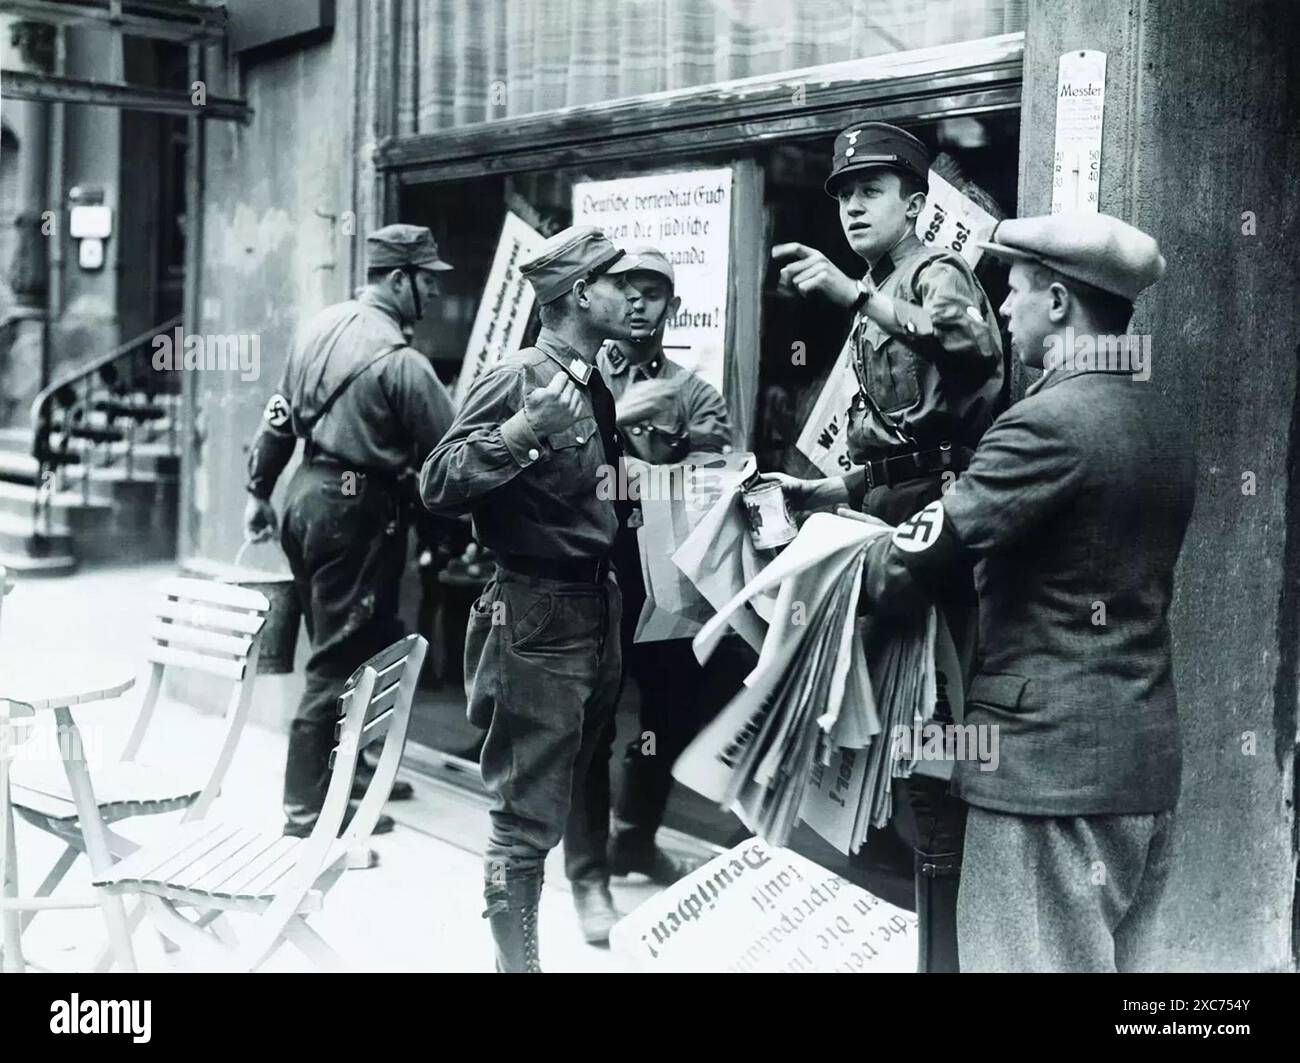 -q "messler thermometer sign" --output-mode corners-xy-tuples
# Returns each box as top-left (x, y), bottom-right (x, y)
(1052, 50), (1107, 214)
